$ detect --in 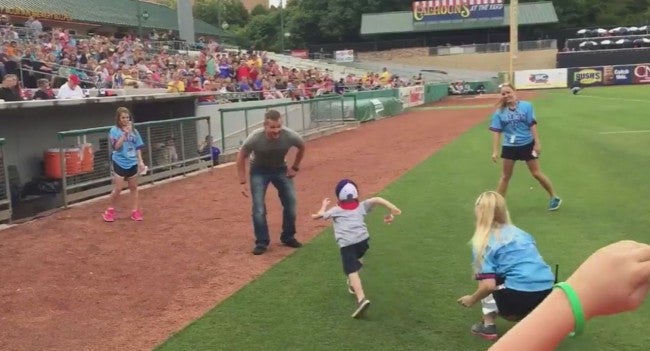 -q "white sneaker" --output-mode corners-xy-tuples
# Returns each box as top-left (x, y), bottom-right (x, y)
(351, 298), (370, 318)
